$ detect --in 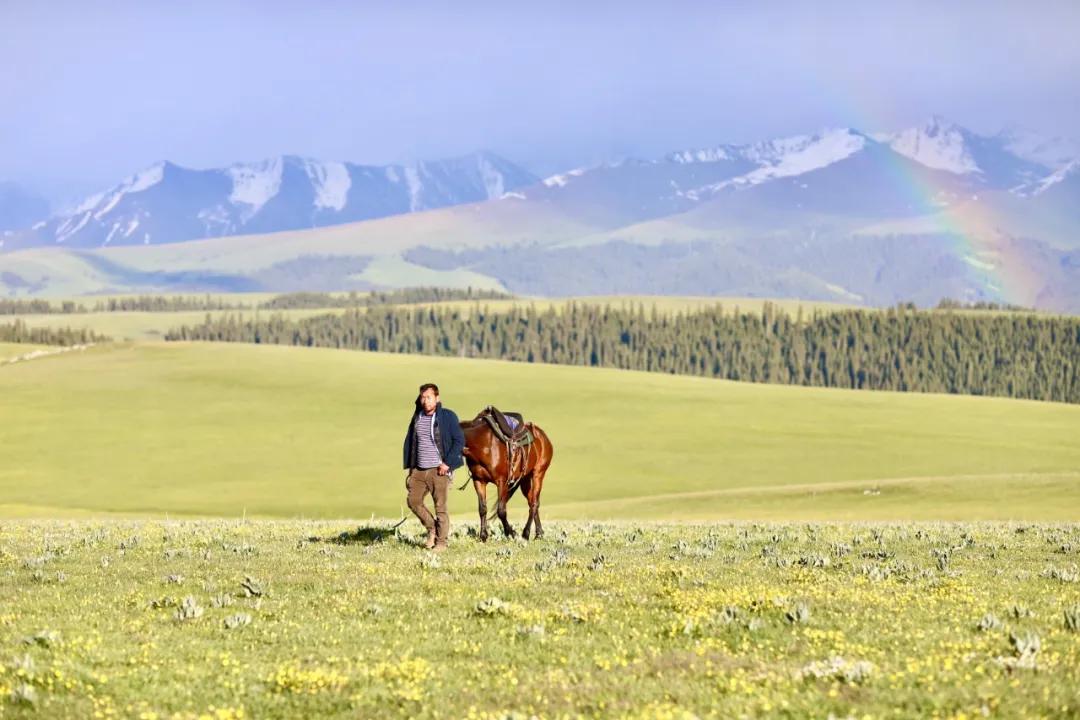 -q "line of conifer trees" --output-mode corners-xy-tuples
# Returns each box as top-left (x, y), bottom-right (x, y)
(164, 302), (1080, 403)
(0, 295), (242, 314)
(0, 299), (82, 314)
(0, 288), (512, 315)
(257, 288), (512, 309)
(0, 320), (108, 345)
